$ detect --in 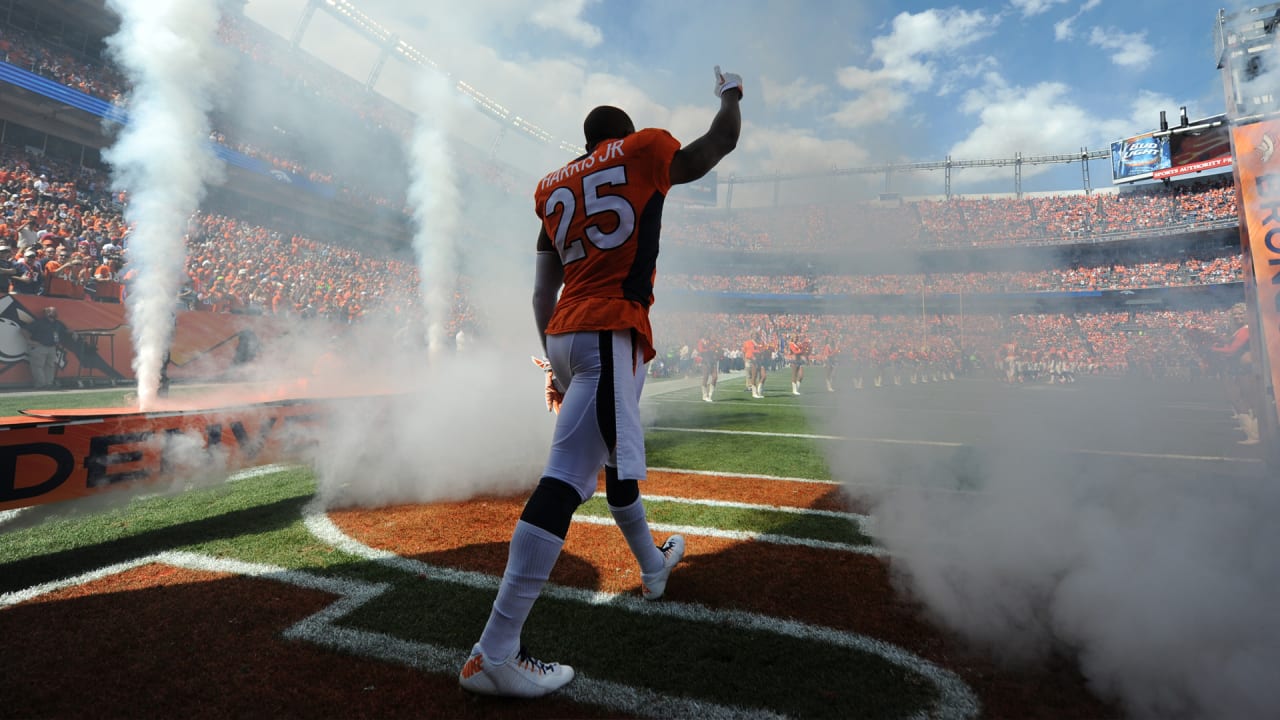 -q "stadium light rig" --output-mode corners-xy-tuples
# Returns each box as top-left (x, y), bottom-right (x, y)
(513, 117), (555, 143)
(323, 0), (396, 44)
(395, 42), (439, 72)
(314, 0), (586, 155)
(456, 80), (511, 121)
